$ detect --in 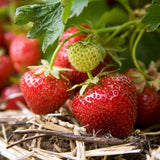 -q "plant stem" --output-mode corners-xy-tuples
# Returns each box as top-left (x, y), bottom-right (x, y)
(129, 29), (138, 54)
(117, 0), (134, 19)
(87, 71), (94, 80)
(132, 27), (151, 80)
(105, 20), (139, 44)
(49, 31), (82, 70)
(92, 26), (120, 34)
